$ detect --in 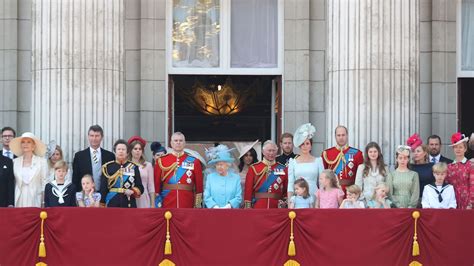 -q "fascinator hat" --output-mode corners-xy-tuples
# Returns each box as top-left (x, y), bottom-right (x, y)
(150, 141), (167, 155)
(45, 140), (57, 159)
(406, 133), (422, 151)
(449, 132), (469, 147)
(396, 145), (412, 157)
(206, 145), (235, 166)
(10, 132), (47, 157)
(293, 123), (316, 148)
